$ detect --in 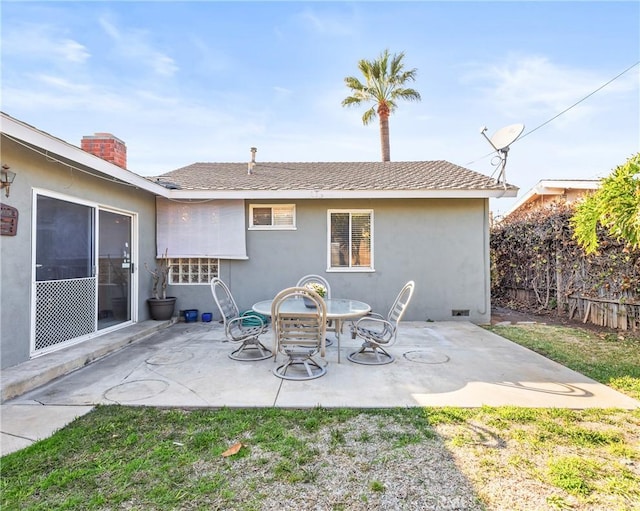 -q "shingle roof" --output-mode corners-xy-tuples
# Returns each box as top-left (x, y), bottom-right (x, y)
(154, 160), (517, 194)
